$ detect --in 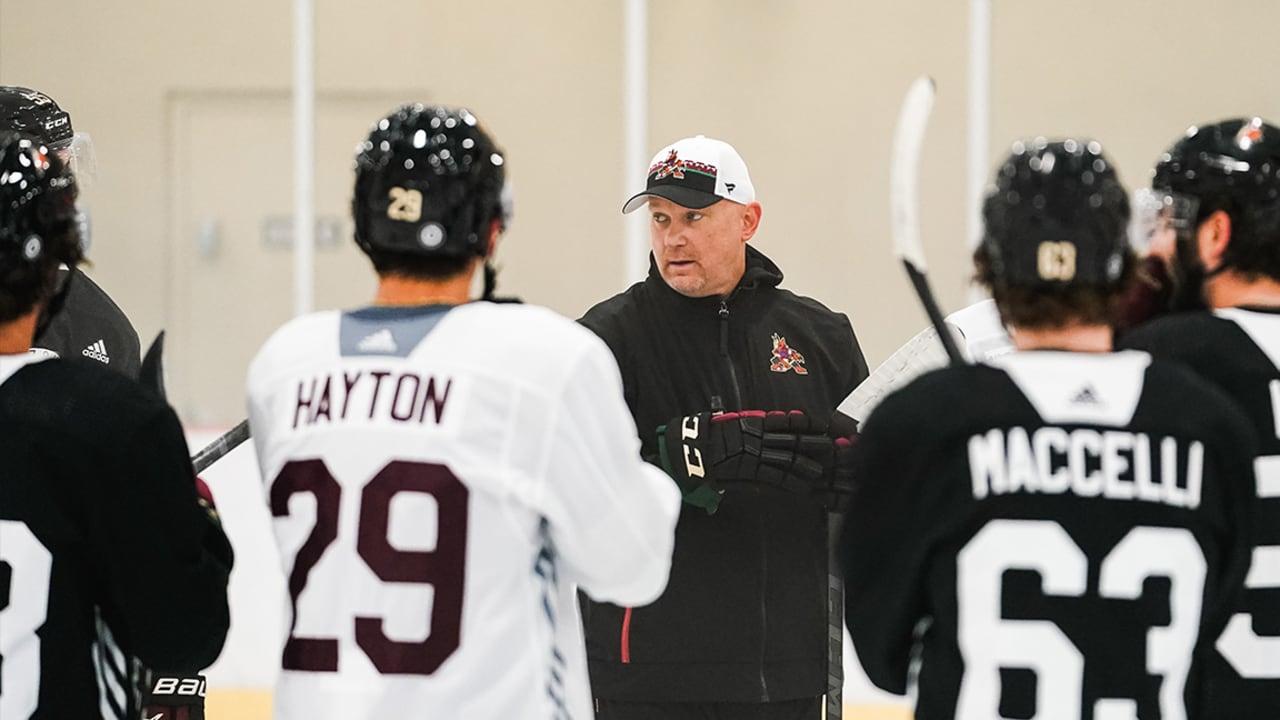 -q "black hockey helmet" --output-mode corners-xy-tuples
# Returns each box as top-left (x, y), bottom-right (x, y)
(353, 104), (508, 260)
(0, 131), (82, 317)
(1150, 117), (1280, 276)
(981, 138), (1130, 289)
(0, 87), (74, 150)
